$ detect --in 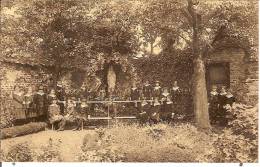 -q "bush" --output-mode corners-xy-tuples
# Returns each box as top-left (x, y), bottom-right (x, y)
(4, 142), (34, 162)
(0, 97), (15, 129)
(77, 132), (125, 162)
(37, 138), (62, 162)
(209, 104), (258, 162)
(0, 122), (47, 139)
(77, 123), (215, 162)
